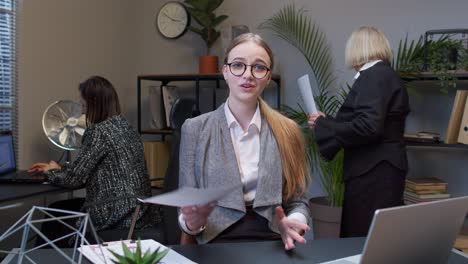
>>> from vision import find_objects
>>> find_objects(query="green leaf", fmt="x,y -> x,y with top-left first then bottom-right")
212,15 -> 228,28
184,0 -> 228,54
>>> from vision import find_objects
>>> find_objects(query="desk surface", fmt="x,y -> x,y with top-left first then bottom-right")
2,238 -> 468,264
0,183 -> 73,204
172,238 -> 365,263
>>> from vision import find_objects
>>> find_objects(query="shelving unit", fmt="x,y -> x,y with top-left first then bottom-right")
137,73 -> 281,136
404,71 -> 468,148
402,70 -> 468,204
406,141 -> 468,149
402,72 -> 468,82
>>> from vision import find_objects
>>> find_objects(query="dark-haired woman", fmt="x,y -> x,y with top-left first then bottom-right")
30,76 -> 161,246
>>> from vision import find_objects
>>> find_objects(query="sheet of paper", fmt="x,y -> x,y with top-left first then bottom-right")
139,184 -> 238,207
319,254 -> 361,264
297,74 -> 318,114
79,239 -> 196,264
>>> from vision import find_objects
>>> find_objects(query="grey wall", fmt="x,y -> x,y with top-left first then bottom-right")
17,0 -> 468,196
18,0 -> 136,167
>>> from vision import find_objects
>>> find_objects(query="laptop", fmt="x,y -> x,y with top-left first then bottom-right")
322,196 -> 468,264
0,133 -> 47,183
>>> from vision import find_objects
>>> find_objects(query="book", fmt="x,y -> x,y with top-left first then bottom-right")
406,184 -> 447,192
162,85 -> 179,128
447,90 -> 468,144
78,239 -> 196,264
404,191 -> 450,200
148,85 -> 165,129
403,195 -> 448,204
406,177 -> 447,186
458,97 -> 468,144
405,178 -> 448,191
404,131 -> 441,143
406,189 -> 447,195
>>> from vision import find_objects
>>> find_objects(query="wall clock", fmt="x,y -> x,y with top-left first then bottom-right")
156,2 -> 190,39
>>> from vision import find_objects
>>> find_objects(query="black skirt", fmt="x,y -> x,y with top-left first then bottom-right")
209,206 -> 281,243
340,160 -> 406,238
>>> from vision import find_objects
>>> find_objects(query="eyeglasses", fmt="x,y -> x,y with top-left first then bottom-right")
226,62 -> 271,79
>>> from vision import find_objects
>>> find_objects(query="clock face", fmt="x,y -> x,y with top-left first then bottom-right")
156,2 -> 190,39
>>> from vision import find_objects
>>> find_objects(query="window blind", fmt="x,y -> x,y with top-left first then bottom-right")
0,0 -> 17,133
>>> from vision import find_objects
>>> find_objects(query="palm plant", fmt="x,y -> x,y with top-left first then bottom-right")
260,4 -> 346,207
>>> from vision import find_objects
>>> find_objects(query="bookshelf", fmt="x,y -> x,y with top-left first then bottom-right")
406,141 -> 468,149
404,72 -> 468,204
137,74 -> 281,137
403,72 -> 468,148
402,71 -> 468,82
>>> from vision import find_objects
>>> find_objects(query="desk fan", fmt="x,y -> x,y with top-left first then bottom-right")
42,100 -> 86,163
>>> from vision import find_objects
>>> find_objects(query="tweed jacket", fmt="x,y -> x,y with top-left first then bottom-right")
179,104 -> 311,244
47,115 -> 161,231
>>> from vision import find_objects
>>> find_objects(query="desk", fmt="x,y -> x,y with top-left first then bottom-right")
0,183 -> 74,204
2,238 -> 467,264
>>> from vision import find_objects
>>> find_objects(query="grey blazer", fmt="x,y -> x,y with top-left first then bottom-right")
179,104 -> 311,244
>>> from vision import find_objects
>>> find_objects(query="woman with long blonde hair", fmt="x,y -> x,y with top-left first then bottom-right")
178,33 -> 311,250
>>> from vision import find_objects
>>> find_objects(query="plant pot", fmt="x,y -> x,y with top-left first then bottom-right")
309,197 -> 342,239
199,56 -> 219,74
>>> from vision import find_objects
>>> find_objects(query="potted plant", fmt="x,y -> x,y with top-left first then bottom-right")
261,5 -> 346,239
184,0 -> 228,74
109,239 -> 169,264
394,33 -> 468,94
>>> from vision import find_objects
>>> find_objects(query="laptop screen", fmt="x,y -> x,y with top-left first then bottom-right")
0,134 -> 16,174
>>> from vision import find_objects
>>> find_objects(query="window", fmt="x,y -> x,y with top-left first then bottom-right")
0,0 -> 16,132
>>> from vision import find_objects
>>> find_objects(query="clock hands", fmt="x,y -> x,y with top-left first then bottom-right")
163,11 -> 183,23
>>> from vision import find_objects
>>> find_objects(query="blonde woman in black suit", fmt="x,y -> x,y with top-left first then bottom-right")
308,26 -> 410,237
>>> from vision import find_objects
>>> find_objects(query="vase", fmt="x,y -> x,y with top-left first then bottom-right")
309,197 -> 342,239
199,56 -> 218,74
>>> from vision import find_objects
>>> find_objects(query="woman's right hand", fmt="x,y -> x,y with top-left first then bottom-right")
180,202 -> 217,231
28,160 -> 61,173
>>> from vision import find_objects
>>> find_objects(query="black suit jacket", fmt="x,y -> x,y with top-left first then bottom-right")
314,61 -> 410,181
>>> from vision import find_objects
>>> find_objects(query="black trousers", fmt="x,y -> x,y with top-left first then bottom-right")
340,161 -> 406,238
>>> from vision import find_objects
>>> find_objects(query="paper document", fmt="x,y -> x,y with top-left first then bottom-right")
297,74 -> 318,114
78,239 -> 196,264
139,184 -> 238,207
319,254 -> 361,264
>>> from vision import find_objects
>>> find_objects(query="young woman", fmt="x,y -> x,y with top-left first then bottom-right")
178,33 -> 311,250
30,76 -> 160,245
308,26 -> 410,237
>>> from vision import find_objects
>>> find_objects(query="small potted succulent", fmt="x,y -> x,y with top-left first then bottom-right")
109,240 -> 169,264
184,0 -> 228,74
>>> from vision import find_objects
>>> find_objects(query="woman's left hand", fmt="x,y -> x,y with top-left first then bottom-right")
307,112 -> 326,130
274,206 -> 310,251
28,160 -> 61,172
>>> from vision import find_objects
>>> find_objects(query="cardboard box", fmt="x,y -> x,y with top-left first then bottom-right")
143,141 -> 171,188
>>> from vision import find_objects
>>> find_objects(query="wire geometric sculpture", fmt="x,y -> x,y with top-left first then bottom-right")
0,206 -> 105,264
